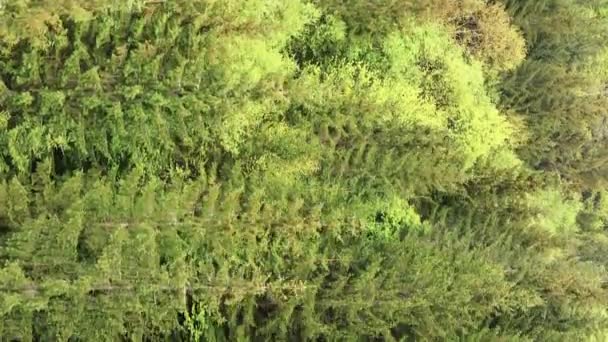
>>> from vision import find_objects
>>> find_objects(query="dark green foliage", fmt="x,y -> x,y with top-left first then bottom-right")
500,0 -> 608,189
0,168 -> 533,340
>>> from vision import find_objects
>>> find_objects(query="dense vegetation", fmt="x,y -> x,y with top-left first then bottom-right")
1,0 -> 608,340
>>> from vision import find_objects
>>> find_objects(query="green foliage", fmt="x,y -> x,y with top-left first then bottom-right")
413,0 -> 527,72
365,195 -> 430,239
1,0 -> 608,340
578,190 -> 608,231
288,21 -> 515,196
0,0 -> 317,177
525,189 -> 582,236
310,0 -> 528,73
500,0 -> 608,189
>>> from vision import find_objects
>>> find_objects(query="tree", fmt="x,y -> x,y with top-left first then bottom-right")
499,0 -> 608,190
0,0 -> 318,177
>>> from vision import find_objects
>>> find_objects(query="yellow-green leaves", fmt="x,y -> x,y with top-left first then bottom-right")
384,24 -> 515,168
288,23 -> 515,195
526,189 -> 582,236
0,0 -> 317,176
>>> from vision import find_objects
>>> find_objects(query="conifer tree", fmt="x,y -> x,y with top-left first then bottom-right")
499,0 -> 608,189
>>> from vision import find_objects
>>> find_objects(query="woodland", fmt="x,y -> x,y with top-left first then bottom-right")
1,0 -> 608,340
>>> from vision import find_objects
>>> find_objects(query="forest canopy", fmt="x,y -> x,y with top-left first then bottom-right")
1,0 -> 608,340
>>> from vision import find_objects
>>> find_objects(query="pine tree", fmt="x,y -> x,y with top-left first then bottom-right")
499,0 -> 608,189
